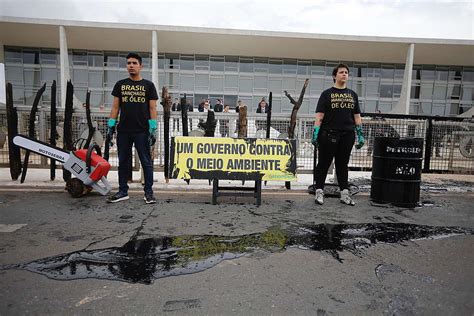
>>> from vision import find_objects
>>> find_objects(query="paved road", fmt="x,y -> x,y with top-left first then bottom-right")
0,189 -> 473,315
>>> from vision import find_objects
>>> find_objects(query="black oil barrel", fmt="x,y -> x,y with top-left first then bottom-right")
371,137 -> 423,207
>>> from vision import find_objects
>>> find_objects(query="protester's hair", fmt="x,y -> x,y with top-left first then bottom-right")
332,63 -> 350,82
126,52 -> 142,65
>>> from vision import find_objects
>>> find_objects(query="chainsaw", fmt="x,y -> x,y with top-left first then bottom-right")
13,135 -> 112,198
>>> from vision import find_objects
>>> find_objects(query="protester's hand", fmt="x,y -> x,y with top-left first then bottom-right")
148,119 -> 157,136
106,118 -> 116,146
355,125 -> 365,149
311,126 -> 320,148
149,134 -> 156,147
148,119 -> 157,147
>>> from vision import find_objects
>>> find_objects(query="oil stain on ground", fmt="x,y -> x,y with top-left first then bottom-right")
0,223 -> 471,284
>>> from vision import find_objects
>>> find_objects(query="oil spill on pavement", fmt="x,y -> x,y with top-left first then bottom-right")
0,223 -> 471,284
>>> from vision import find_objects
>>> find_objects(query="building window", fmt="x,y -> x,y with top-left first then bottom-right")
394,66 -> 405,79
165,53 -> 180,70
239,76 -> 253,93
254,75 -> 268,91
364,100 -> 378,113
420,102 -> 432,115
433,85 -> 447,100
24,68 -> 41,88
435,67 -> 449,81
282,76 -> 296,92
210,55 -> 224,72
210,75 -> 224,91
297,60 -> 311,76
366,81 -> 380,97
447,84 -> 461,99
254,57 -> 269,73
448,67 -> 462,81
104,52 -> 119,67
431,103 -> 445,116
89,71 -> 104,88
420,82 -> 433,99
310,78 -> 324,95
268,79 -> 282,94
196,74 -> 210,90
195,55 -> 210,71
224,56 -> 238,72
283,59 -> 297,75
463,68 -> 474,82
40,49 -> 58,65
73,68 -> 89,86
88,52 -> 103,68
461,85 -> 474,101
166,72 -> 179,90
421,67 -> 435,80
180,55 -> 194,71
5,48 -> 22,63
381,66 -> 394,79
239,57 -> 253,73
393,84 -> 402,98
380,84 -> 394,98
180,74 -> 194,91
224,74 -> 238,89
379,101 -> 393,113
41,67 -> 58,84
6,65 -> 23,84
23,49 -> 40,65
72,51 -> 88,66
446,102 -> 459,116
366,64 -> 381,78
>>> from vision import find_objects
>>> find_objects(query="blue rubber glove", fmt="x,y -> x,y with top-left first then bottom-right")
106,118 -> 117,144
107,118 -> 117,128
148,119 -> 157,135
311,126 -> 320,148
148,119 -> 157,146
355,125 -> 365,149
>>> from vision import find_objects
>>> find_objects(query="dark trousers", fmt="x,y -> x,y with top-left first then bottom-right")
315,129 -> 355,191
172,118 -> 180,131
117,132 -> 153,195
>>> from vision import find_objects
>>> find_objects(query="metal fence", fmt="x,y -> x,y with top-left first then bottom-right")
1,107 -> 473,174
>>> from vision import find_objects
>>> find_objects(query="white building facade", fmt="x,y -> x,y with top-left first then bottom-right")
1,17 -> 473,116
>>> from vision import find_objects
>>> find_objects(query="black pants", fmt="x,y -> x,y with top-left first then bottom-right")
117,132 -> 153,195
315,129 -> 355,191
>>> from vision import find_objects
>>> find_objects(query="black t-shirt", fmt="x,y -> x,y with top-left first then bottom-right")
112,78 -> 158,133
316,87 -> 361,131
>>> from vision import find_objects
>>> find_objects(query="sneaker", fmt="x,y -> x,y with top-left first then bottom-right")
315,189 -> 324,205
340,189 -> 355,206
144,193 -> 157,204
107,191 -> 129,203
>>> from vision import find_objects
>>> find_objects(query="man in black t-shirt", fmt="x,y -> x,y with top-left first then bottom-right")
311,63 -> 365,206
106,52 -> 159,204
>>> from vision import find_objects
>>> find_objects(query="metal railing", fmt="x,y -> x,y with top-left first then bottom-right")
1,107 -> 473,174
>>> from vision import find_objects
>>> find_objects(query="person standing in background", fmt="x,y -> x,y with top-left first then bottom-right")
171,97 -> 181,132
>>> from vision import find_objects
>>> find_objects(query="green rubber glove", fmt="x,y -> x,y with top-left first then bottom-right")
355,125 -> 365,149
106,118 -> 117,143
107,118 -> 117,127
148,119 -> 157,146
311,126 -> 320,148
148,119 -> 157,135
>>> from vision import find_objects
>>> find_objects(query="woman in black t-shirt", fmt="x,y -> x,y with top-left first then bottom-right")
311,63 -> 365,206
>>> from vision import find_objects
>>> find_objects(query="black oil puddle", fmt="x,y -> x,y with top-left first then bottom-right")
0,223 -> 471,284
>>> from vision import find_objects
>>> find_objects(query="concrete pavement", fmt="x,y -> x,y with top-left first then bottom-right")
0,168 -> 473,315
